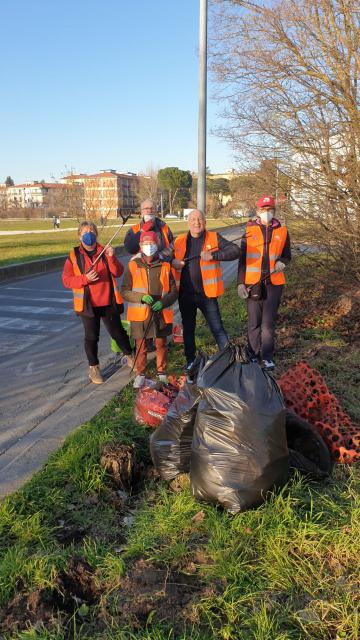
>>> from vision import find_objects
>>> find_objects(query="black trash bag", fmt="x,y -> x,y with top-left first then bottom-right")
286,411 -> 332,480
190,344 -> 289,514
150,382 -> 201,480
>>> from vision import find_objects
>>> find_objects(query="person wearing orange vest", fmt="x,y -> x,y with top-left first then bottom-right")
62,221 -> 133,384
237,195 -> 291,370
121,230 -> 177,389
172,209 -> 240,377
124,199 -> 174,260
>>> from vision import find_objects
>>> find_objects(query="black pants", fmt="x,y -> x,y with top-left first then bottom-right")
179,291 -> 229,365
81,306 -> 132,366
247,284 -> 283,361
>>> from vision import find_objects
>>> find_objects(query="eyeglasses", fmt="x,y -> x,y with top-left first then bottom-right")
142,207 -> 154,211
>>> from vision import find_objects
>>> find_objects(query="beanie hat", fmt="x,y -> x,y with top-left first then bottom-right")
256,195 -> 275,208
139,230 -> 158,244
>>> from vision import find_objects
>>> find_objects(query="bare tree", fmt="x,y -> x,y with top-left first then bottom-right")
212,0 -> 360,281
135,166 -> 161,209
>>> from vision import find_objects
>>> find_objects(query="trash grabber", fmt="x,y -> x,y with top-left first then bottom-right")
130,309 -> 155,375
87,210 -> 131,272
183,231 -> 249,264
246,269 -> 277,294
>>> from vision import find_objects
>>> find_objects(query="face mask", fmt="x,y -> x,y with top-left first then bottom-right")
82,231 -> 97,246
259,210 -> 274,224
143,214 -> 155,222
142,243 -> 157,257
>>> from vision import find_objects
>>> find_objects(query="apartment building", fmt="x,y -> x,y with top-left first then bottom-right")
6,182 -> 66,208
84,169 -> 138,219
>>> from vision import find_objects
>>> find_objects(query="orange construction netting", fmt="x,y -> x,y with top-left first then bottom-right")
277,361 -> 360,464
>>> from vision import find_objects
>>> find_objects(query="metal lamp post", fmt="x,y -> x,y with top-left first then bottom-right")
197,0 -> 208,214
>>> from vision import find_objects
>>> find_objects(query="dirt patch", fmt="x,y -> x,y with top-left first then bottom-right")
0,557 -> 100,635
109,558 -> 214,631
100,442 -> 144,491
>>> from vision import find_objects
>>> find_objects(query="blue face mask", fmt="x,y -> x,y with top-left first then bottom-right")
82,231 -> 97,246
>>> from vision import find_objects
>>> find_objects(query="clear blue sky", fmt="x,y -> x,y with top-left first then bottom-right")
1,0 -> 234,184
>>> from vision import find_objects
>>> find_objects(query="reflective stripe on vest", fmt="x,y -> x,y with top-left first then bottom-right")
173,231 -> 224,298
69,247 -> 123,313
126,261 -> 173,324
132,222 -> 170,248
245,225 -> 287,285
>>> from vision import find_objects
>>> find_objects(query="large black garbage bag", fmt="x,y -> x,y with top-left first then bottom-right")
190,345 -> 289,513
150,382 -> 201,480
286,411 -> 332,480
150,353 -> 207,480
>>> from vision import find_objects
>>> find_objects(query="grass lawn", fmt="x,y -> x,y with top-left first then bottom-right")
0,219 -> 239,267
0,256 -> 359,639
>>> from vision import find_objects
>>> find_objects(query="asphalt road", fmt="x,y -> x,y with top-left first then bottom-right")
0,225 -> 243,463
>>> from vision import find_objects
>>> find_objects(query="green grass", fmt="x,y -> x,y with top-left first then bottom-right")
0,257 -> 359,639
0,219 -> 239,267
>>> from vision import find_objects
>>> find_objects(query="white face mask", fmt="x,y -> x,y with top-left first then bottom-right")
142,243 -> 157,257
259,210 -> 274,224
143,214 -> 155,222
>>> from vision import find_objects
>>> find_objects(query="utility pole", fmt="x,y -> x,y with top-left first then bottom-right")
197,0 -> 207,214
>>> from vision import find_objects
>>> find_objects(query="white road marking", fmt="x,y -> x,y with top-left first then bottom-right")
4,286 -> 72,295
0,317 -> 71,332
0,294 -> 72,303
0,305 -> 73,315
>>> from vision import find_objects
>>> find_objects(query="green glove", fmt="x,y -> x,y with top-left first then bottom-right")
152,300 -> 163,312
141,294 -> 153,305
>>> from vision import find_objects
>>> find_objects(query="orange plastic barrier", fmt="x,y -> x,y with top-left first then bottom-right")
278,361 -> 360,464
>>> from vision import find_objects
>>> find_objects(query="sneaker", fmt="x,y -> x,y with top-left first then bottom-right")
89,365 -> 104,384
133,374 -> 145,389
157,373 -> 168,384
262,359 -> 276,371
120,354 -> 134,368
184,361 -> 195,384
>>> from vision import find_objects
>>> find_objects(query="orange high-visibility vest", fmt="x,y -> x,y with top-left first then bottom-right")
68,247 -> 123,313
173,231 -> 224,298
132,221 -> 170,248
245,225 -> 287,285
126,261 -> 173,324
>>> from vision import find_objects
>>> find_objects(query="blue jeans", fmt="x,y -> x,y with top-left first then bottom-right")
179,291 -> 229,364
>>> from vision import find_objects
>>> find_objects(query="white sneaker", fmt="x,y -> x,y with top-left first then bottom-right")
157,374 -> 168,384
262,359 -> 275,371
120,354 -> 134,368
133,374 -> 145,389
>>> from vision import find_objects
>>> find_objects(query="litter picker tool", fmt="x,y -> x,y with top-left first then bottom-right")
87,209 -> 131,272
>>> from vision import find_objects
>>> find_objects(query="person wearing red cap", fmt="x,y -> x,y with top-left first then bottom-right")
121,230 -> 177,388
237,195 -> 291,370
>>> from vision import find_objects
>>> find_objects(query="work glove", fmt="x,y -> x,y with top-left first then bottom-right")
237,284 -> 249,299
141,294 -> 154,305
142,220 -> 154,232
274,260 -> 286,272
152,300 -> 163,312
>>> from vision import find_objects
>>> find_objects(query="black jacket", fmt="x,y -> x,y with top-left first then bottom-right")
124,218 -> 174,258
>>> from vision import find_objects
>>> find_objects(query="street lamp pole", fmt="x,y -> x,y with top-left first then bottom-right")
197,0 -> 207,214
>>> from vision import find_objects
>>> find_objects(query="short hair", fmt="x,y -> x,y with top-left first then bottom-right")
78,220 -> 98,236
140,199 -> 155,211
188,209 -> 205,220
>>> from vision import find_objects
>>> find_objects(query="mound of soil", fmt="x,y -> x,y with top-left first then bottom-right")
111,558 -> 211,631
100,442 -> 142,491
0,557 -> 99,634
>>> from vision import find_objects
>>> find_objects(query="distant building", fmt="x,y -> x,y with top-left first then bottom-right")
84,169 -> 138,219
0,183 -> 6,209
6,182 -> 66,208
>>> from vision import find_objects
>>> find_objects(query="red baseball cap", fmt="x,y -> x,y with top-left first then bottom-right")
139,230 -> 158,244
256,195 -> 275,208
